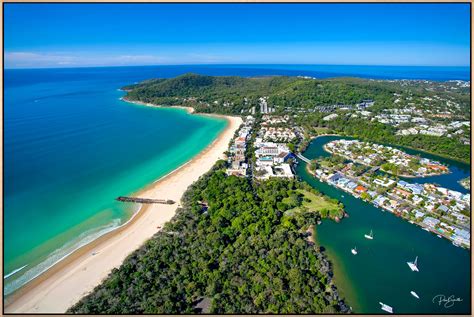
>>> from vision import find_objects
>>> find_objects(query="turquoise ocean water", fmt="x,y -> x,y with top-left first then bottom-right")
4,67 -> 229,295
4,65 -> 470,300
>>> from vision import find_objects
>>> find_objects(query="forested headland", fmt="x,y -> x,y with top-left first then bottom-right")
123,73 -> 470,163
69,161 -> 349,314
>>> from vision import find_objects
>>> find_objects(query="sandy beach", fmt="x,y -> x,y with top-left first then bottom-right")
5,109 -> 242,313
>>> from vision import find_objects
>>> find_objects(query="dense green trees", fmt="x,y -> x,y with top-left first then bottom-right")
68,163 -> 350,314
122,73 -> 400,114
320,117 -> 470,163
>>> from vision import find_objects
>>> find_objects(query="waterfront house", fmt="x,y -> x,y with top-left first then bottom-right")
367,190 -> 377,198
400,182 -> 424,195
437,205 -> 450,214
373,195 -> 388,207
447,190 -> 463,200
423,217 -> 440,228
454,228 -> 470,240
440,222 -> 455,231
388,199 -> 399,210
394,187 -> 411,198
354,185 -> 367,193
414,210 -> 425,219
346,181 -> 358,190
412,195 -> 423,205
328,173 -> 343,183
374,178 -> 396,187
451,211 -> 468,222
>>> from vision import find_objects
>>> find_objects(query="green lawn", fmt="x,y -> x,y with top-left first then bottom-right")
313,127 -> 330,135
284,189 -> 342,218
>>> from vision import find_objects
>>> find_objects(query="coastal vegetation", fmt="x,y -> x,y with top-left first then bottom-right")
459,177 -> 470,190
122,74 -> 395,113
123,74 -> 470,163
68,162 -> 349,314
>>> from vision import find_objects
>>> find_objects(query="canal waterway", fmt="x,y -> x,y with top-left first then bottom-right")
296,135 -> 470,314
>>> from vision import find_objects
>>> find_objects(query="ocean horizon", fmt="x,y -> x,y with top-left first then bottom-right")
5,64 -> 471,81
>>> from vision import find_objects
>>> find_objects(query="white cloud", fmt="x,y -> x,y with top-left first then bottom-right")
5,52 -> 77,67
4,50 -> 238,68
5,51 -> 177,68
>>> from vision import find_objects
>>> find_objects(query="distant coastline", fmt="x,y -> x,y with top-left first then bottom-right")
119,96 -> 196,114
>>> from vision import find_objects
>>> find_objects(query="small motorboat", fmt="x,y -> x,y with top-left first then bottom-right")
351,247 -> 358,255
410,291 -> 420,299
379,302 -> 393,313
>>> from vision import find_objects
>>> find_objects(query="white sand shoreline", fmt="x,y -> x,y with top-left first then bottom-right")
5,102 -> 242,313
119,97 -> 196,114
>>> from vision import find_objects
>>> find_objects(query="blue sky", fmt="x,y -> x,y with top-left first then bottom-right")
4,4 -> 471,68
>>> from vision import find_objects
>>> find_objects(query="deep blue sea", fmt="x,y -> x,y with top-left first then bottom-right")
3,64 -> 470,298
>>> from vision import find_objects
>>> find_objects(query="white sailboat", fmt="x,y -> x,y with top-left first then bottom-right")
379,302 -> 393,313
351,247 -> 358,255
364,229 -> 374,240
407,256 -> 419,272
410,291 -> 420,299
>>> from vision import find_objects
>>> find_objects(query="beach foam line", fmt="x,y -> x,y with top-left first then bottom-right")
4,265 -> 28,280
3,218 -> 123,297
4,202 -> 144,297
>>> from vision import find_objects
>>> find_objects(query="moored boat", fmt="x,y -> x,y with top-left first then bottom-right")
407,256 -> 419,272
379,302 -> 393,313
410,291 -> 420,299
364,229 -> 374,240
